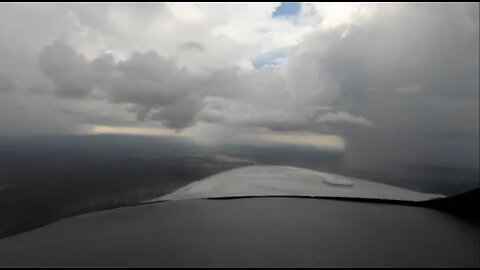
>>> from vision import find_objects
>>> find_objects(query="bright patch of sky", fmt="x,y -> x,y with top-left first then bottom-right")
250,3 -> 302,70
273,2 -> 301,18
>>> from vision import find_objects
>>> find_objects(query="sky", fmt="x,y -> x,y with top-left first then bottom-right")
273,2 -> 301,17
0,2 -> 478,170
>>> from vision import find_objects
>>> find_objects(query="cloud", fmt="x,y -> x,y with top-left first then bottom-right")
39,41 -> 95,98
150,96 -> 205,130
36,43 -> 259,130
178,41 -> 206,51
315,111 -> 373,127
0,73 -> 16,93
290,3 -> 479,168
0,2 -> 477,170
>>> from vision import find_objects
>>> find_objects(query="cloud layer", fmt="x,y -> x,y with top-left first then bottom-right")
0,3 -> 478,169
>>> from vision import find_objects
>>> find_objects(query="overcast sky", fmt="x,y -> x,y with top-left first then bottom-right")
0,2 -> 478,169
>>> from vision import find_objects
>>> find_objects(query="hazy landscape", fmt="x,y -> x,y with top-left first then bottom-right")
0,134 -> 478,239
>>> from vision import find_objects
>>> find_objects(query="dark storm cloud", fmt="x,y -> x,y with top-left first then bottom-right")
127,105 -> 151,122
39,41 -> 95,98
286,3 -> 479,168
104,51 -> 211,129
107,51 -> 200,107
150,97 -> 206,130
36,44 -> 240,130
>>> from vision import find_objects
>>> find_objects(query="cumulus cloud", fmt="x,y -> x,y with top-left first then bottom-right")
39,41 -> 95,98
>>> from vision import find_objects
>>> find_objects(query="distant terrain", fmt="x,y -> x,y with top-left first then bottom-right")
0,135 -> 478,239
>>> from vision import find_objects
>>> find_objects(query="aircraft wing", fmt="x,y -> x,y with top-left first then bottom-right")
149,165 -> 444,202
0,166 -> 477,267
